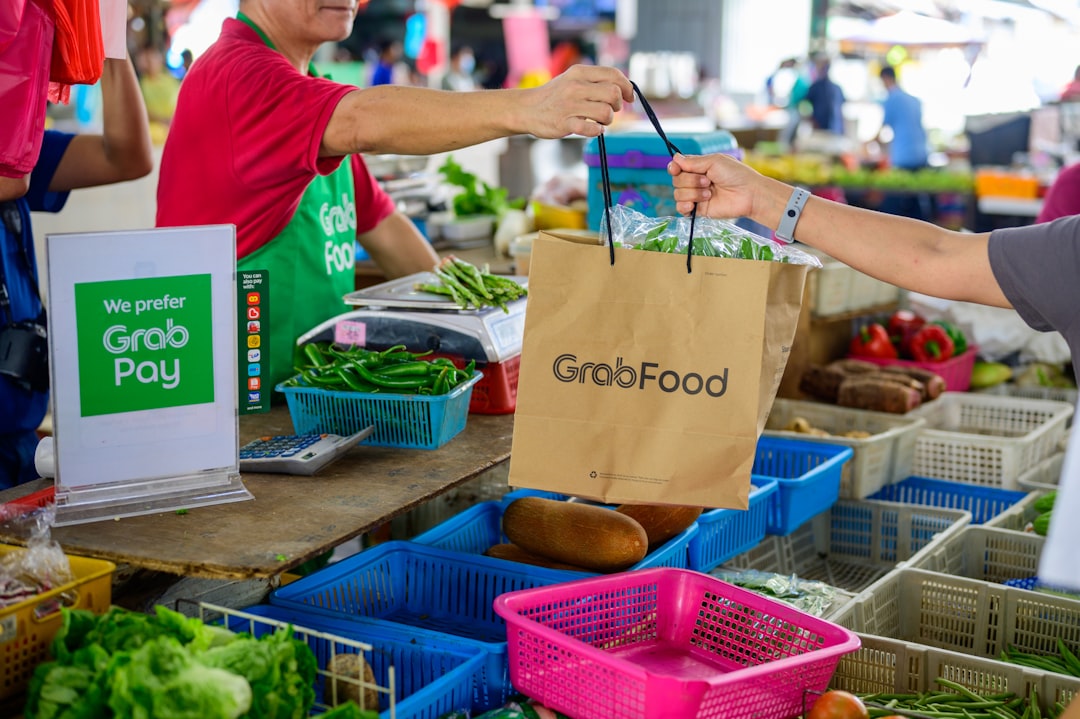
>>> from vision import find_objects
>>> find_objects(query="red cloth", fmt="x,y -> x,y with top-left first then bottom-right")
156,19 -> 394,259
1036,162 -> 1080,224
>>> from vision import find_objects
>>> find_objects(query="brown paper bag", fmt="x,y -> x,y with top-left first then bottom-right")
508,230 -> 809,509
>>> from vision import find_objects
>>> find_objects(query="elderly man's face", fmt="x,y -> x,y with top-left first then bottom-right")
271,0 -> 358,44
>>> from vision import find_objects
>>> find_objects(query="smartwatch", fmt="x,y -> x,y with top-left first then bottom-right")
775,187 -> 810,243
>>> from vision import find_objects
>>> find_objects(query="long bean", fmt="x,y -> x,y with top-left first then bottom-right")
855,678 -> 1062,719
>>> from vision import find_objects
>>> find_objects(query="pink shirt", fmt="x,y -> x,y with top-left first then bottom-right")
156,19 -> 394,258
1037,162 -> 1080,224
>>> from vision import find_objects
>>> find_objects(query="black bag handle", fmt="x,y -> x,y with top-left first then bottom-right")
599,80 -> 699,272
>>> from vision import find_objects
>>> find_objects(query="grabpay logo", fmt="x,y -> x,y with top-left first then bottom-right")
552,354 -> 729,397
75,274 -> 214,416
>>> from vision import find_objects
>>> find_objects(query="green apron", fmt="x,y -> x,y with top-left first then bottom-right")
237,13 -> 357,393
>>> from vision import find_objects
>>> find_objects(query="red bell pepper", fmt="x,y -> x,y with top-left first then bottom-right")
909,324 -> 955,362
849,323 -> 898,359
886,309 -> 925,356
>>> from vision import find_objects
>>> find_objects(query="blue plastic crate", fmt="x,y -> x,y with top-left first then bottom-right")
226,603 -> 487,719
688,479 -> 779,573
269,540 -> 578,709
868,475 -> 1028,525
583,130 -> 741,231
276,372 -> 482,449
413,493 -> 699,572
754,437 -> 854,536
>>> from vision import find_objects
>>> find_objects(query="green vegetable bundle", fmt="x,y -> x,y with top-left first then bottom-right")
858,676 -> 1063,718
417,256 -> 527,313
1000,639 -> 1080,677
438,156 -> 525,219
285,342 -> 476,396
23,605 -> 370,719
602,205 -> 822,266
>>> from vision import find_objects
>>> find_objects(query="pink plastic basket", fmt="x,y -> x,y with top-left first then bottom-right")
493,567 -> 861,719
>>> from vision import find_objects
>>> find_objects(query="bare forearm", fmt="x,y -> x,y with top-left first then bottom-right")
359,212 -> 439,278
50,57 -> 153,191
744,175 -> 1008,307
326,86 -> 529,156
322,64 -> 632,157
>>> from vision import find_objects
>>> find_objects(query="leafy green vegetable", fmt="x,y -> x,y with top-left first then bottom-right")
438,156 -> 525,218
107,636 -> 252,719
24,606 -> 319,719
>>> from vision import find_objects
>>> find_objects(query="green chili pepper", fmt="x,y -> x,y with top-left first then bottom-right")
379,361 -> 437,377
302,342 -> 330,368
338,368 -> 380,393
353,362 -> 434,390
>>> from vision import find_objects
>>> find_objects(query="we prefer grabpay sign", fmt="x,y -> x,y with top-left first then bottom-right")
75,274 -> 214,416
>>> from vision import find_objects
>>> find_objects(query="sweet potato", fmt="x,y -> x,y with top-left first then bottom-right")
827,358 -> 881,376
502,496 -> 648,572
837,377 -> 921,414
614,504 -> 702,547
875,365 -> 947,400
484,542 -> 592,572
799,364 -> 849,402
860,371 -> 925,398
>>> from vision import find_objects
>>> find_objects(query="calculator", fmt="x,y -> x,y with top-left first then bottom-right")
238,426 -> 375,476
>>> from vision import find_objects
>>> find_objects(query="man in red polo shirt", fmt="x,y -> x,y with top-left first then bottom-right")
157,0 -> 633,392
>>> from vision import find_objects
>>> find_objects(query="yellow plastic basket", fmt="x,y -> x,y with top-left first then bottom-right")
0,544 -> 115,701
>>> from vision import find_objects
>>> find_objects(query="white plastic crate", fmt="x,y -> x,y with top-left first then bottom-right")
764,399 -> 926,499
985,488 -> 1054,533
978,382 -> 1079,409
722,498 -> 970,598
906,393 -> 1073,488
832,568 -> 1080,667
830,632 -> 1080,714
905,524 -> 1044,583
807,260 -> 854,317
848,270 -> 900,312
1017,451 -> 1064,492
803,248 -> 899,317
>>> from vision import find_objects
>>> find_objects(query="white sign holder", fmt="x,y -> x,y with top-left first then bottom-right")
45,225 -> 252,526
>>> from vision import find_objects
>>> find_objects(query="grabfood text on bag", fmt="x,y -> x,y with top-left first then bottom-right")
552,354 -> 728,397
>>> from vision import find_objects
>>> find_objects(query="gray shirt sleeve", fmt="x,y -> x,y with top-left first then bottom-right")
988,216 -> 1080,349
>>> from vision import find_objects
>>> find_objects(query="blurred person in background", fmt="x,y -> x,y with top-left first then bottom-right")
875,65 -> 932,221
441,45 -> 477,92
137,45 -> 182,142
765,57 -> 810,146
1036,161 -> 1080,223
1060,63 -> 1080,103
155,0 -> 634,392
369,38 -> 402,86
804,56 -> 845,135
0,55 -> 152,488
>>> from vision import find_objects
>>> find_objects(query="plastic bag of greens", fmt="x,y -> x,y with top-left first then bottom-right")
709,568 -> 845,617
602,204 -> 821,267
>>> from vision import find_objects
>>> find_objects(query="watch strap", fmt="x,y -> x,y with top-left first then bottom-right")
775,187 -> 810,243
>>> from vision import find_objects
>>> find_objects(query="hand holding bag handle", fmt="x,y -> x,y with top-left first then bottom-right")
598,80 -> 699,272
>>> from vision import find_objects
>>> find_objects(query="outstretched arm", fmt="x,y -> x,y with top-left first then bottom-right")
321,64 -> 635,157
669,152 -> 1009,309
49,56 -> 153,191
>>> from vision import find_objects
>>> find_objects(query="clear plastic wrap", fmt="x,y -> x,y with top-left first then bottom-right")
0,504 -> 73,609
709,567 -> 843,618
601,204 -> 822,267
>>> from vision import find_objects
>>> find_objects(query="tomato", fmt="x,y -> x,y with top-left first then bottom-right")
806,690 -> 869,719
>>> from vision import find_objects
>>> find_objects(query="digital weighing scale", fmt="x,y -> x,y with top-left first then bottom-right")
296,271 -> 528,414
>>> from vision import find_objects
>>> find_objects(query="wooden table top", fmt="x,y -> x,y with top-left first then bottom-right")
0,407 -> 514,580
